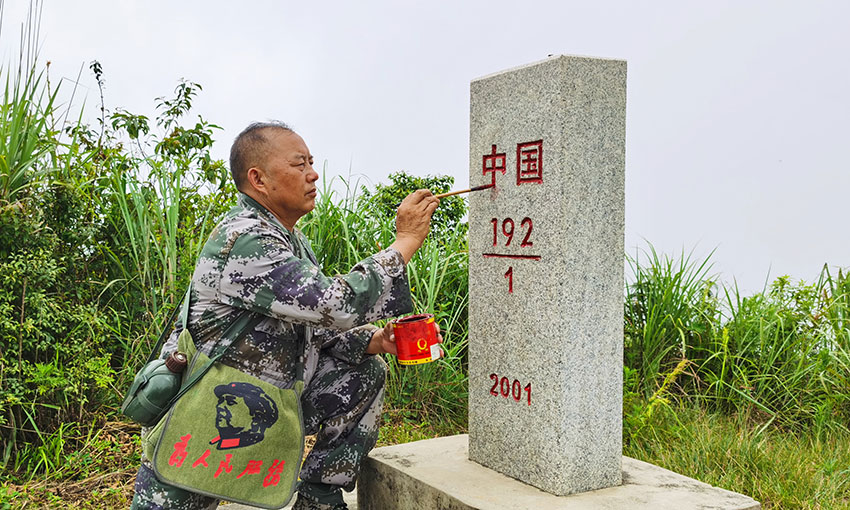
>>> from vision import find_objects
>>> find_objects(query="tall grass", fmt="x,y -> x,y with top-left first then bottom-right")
0,0 -> 57,205
625,245 -> 718,397
626,246 -> 850,431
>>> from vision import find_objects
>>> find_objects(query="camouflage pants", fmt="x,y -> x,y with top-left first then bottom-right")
130,354 -> 387,509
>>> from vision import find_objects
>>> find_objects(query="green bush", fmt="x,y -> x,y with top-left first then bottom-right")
358,171 -> 467,239
0,43 -> 232,479
0,187 -> 113,476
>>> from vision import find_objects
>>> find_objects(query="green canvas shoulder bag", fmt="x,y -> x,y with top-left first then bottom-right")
141,290 -> 306,509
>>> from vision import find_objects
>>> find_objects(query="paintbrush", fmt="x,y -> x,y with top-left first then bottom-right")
393,183 -> 494,209
434,183 -> 494,199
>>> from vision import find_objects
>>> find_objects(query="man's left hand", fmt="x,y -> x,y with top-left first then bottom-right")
366,320 -> 443,356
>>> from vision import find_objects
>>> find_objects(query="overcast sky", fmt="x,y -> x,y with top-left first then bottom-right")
2,0 -> 848,293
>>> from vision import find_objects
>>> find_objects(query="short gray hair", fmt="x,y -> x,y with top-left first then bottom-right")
229,121 -> 293,190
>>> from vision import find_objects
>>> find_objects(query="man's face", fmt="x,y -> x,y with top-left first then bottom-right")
215,393 -> 253,434
259,131 -> 319,228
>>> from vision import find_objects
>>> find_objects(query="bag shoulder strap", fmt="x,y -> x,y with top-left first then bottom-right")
167,285 -> 308,405
167,312 -> 265,405
171,282 -> 263,362
141,287 -> 192,366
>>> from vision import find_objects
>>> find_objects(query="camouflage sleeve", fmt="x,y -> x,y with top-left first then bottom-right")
314,324 -> 379,365
217,230 -> 413,330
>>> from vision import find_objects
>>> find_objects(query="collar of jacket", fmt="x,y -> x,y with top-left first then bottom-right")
237,192 -> 292,232
236,192 -> 310,259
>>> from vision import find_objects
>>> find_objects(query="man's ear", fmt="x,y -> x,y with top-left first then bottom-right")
245,167 -> 266,195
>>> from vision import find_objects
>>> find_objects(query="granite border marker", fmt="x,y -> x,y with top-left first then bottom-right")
467,55 -> 626,495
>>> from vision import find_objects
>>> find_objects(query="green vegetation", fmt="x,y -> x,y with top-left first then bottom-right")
625,246 -> 850,431
1,5 -> 849,509
626,407 -> 850,510
623,248 -> 850,508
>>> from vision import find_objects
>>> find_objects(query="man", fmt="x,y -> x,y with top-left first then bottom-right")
131,121 -> 439,509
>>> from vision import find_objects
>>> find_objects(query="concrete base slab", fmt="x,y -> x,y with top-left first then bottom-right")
357,435 -> 760,510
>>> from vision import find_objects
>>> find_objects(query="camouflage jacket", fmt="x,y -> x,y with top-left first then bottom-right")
162,193 -> 413,388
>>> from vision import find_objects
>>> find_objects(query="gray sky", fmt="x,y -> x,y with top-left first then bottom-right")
3,0 -> 848,293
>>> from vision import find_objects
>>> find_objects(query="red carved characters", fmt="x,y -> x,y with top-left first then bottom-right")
483,217 -> 539,293
482,144 -> 506,187
516,140 -> 543,185
479,141 -> 543,294
488,217 -> 535,249
480,140 -> 543,189
489,373 -> 532,405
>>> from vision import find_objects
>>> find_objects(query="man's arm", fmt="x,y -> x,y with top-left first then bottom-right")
315,320 -> 443,365
215,189 -> 438,330
198,190 -> 435,338
218,229 -> 413,330
314,324 -> 379,366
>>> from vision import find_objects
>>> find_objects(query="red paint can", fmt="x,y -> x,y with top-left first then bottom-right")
392,313 -> 441,366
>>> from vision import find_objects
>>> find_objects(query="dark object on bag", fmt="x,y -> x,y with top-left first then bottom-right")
121,290 -> 190,427
121,351 -> 188,427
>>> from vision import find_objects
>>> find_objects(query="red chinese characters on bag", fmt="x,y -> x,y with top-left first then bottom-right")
167,433 -> 284,486
237,460 -> 264,479
169,434 -> 192,467
263,459 -> 286,488
191,449 -> 211,468
214,454 -> 234,478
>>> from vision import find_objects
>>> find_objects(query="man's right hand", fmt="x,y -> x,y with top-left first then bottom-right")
390,189 -> 439,263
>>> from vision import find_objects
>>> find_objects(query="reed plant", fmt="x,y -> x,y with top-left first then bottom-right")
699,271 -> 850,430
386,226 -> 469,432
624,245 -> 719,397
0,0 -> 57,205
